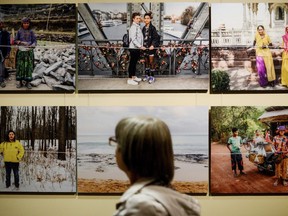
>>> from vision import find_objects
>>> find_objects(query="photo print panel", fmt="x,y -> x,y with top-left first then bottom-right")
0,4 -> 76,93
77,106 -> 208,194
77,2 -> 209,93
210,106 -> 288,195
211,3 -> 288,94
0,106 -> 77,194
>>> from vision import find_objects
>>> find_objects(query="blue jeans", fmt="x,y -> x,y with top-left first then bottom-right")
5,162 -> 20,188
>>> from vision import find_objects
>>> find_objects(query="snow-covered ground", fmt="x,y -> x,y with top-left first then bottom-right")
0,140 -> 76,193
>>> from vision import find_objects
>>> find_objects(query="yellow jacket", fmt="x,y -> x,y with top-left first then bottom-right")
0,140 -> 25,162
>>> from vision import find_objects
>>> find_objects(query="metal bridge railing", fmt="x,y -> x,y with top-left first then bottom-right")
78,38 -> 209,77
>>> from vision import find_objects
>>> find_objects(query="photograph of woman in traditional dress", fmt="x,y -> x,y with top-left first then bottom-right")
253,25 -> 276,87
211,3 -> 288,93
0,4 -> 76,92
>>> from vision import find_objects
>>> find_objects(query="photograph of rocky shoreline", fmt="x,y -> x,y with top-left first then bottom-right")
0,4 -> 76,92
77,106 -> 209,194
77,153 -> 208,194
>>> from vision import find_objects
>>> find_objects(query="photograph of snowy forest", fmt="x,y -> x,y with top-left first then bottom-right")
0,106 -> 76,193
77,106 -> 208,194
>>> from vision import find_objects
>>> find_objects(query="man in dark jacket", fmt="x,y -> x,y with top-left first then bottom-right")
142,13 -> 160,84
0,19 -> 11,88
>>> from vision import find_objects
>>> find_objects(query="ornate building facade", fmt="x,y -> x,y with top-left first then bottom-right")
212,3 -> 288,46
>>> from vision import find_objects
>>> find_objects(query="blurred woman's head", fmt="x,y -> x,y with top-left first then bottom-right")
114,116 -> 174,185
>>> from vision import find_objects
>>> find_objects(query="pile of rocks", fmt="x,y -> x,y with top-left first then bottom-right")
31,45 -> 76,91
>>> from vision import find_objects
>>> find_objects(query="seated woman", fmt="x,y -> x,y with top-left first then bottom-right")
110,116 -> 200,216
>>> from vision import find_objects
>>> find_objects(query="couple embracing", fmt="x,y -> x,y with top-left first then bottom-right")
127,12 -> 160,85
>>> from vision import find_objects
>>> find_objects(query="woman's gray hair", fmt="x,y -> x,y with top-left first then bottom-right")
115,116 -> 174,185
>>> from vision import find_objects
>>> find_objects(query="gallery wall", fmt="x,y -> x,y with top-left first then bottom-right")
0,0 -> 288,216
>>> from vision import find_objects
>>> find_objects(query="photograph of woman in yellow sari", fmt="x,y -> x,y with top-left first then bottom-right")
253,25 -> 276,87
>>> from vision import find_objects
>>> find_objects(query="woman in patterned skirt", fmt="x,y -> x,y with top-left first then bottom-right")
14,17 -> 37,89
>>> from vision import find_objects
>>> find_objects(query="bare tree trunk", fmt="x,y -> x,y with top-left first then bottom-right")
15,107 -> 22,139
48,107 -> 52,148
31,106 -> 36,150
67,107 -> 71,150
0,106 -> 7,142
54,107 -> 58,147
58,106 -> 66,161
51,107 -> 57,147
42,106 -> 47,157
26,106 -> 30,148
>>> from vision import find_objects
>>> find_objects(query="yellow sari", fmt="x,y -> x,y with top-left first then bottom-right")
255,32 -> 276,82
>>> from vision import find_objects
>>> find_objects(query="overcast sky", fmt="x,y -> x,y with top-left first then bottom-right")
211,3 -> 270,30
77,106 -> 208,136
211,3 -> 244,29
87,2 -> 200,17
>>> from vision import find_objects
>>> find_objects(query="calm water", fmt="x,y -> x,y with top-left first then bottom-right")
78,134 -> 208,155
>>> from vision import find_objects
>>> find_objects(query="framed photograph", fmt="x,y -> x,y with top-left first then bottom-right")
0,4 -> 76,93
210,106 -> 288,195
211,3 -> 288,93
77,2 -> 209,93
77,106 -> 208,194
0,106 -> 77,194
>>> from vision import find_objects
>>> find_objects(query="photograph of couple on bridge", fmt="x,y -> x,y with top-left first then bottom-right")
77,2 -> 210,92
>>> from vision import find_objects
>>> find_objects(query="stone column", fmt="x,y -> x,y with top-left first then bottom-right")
270,9 -> 273,28
242,3 -> 248,30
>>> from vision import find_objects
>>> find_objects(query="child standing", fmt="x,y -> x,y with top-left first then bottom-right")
227,127 -> 246,177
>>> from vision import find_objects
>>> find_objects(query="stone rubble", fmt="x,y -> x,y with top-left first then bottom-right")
31,45 -> 76,91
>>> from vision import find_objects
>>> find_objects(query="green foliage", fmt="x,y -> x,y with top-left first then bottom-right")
210,106 -> 266,143
211,69 -> 230,92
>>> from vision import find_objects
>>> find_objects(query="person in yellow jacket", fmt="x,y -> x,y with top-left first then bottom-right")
0,130 -> 24,188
